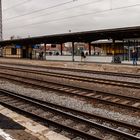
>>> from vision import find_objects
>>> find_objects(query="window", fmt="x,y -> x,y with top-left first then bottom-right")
51,44 -> 56,48
11,48 -> 17,55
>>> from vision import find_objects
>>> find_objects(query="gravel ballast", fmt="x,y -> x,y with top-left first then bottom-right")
0,79 -> 139,127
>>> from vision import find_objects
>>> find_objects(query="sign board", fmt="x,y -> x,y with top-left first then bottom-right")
32,45 -> 39,49
15,45 -> 21,48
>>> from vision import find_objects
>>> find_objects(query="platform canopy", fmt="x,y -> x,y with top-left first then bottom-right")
1,26 -> 140,46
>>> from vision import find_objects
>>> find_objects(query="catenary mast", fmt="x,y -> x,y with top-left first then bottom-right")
0,0 -> 2,40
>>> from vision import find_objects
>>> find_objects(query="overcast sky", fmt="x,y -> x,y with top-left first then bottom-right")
2,0 -> 140,39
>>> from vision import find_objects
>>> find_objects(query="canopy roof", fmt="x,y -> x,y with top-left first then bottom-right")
1,26 -> 140,46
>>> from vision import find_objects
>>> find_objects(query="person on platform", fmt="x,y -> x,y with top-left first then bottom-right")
81,51 -> 86,62
132,49 -> 138,66
39,52 -> 43,60
29,52 -> 32,59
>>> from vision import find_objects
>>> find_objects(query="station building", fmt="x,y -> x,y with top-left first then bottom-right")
1,39 -> 140,61
0,26 -> 140,61
2,45 -> 33,58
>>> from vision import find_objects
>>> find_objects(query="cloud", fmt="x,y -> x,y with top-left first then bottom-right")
2,0 -> 140,39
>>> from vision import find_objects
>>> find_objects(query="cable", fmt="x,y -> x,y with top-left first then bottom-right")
4,3 -> 140,31
3,0 -> 32,12
3,0 -> 102,23
3,0 -> 78,21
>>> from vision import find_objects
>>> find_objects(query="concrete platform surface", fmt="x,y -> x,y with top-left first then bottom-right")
0,105 -> 70,140
0,111 -> 39,140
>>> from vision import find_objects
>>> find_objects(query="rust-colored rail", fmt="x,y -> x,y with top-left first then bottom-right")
0,89 -> 139,140
0,65 -> 139,89
0,71 -> 140,112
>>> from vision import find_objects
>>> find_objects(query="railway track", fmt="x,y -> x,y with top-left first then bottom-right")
0,65 -> 139,89
0,71 -> 140,112
0,89 -> 139,140
0,62 -> 140,78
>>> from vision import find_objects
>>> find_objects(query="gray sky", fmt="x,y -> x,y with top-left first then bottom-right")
2,0 -> 140,39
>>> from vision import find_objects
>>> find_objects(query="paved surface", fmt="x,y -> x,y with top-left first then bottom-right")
0,58 -> 140,74
0,105 -> 70,140
0,112 -> 39,140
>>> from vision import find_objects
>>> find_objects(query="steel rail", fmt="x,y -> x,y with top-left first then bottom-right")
1,88 -> 140,132
0,65 -> 139,89
0,62 -> 140,78
0,72 -> 140,112
0,89 -> 139,140
0,90 -> 102,140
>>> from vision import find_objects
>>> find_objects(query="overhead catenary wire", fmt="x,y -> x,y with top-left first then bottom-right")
3,0 -> 32,11
3,0 -> 102,23
3,0 -> 78,21
4,3 -> 140,31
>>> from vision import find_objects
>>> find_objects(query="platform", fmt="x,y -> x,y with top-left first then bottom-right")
0,105 -> 70,140
0,113 -> 39,140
